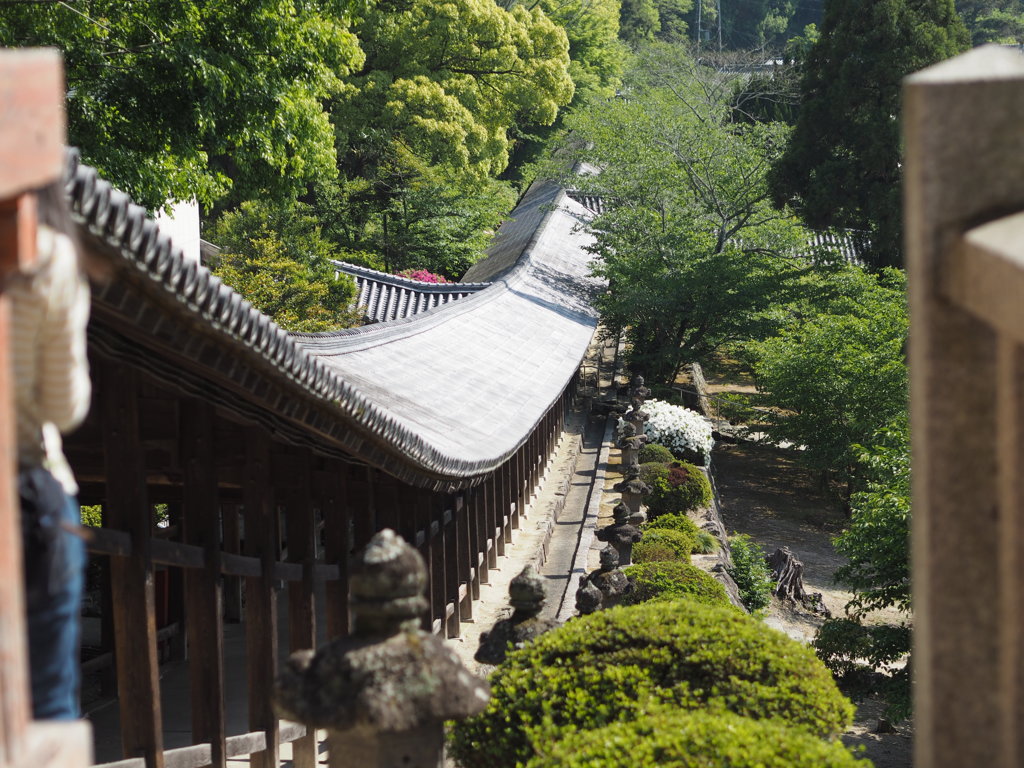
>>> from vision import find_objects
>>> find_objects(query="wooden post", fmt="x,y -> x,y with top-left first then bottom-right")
285,449 -> 317,768
904,46 -> 1024,768
443,495 -> 460,638
322,459 -> 350,640
222,504 -> 242,623
455,493 -> 473,621
180,399 -> 226,768
467,486 -> 485,595
243,429 -> 279,768
103,363 -> 165,767
0,49 -> 68,766
429,494 -> 446,633
349,466 -> 374,550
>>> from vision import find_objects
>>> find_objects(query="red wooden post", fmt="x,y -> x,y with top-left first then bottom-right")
0,49 -> 67,766
102,363 -> 165,767
180,399 -> 226,768
243,429 -> 279,768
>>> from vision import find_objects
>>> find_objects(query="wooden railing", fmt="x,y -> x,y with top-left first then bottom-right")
905,45 -> 1024,768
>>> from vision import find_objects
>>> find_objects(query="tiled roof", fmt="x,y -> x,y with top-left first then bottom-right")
334,262 -> 489,324
66,151 -> 599,488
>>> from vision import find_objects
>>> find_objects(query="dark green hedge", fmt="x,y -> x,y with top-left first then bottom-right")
448,601 -> 855,768
524,709 -> 869,768
639,461 -> 712,518
638,443 -> 674,464
622,561 -> 732,608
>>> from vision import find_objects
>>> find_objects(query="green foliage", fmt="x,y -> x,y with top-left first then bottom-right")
694,528 -> 719,554
208,201 -> 360,332
525,709 -> 870,768
769,0 -> 969,268
643,511 -> 701,537
638,442 -> 675,463
633,528 -> 695,562
622,561 -> 731,606
814,618 -> 911,721
80,505 -> 102,528
644,461 -> 713,518
0,1 -> 364,210
727,533 -> 773,611
749,266 -> 908,490
448,601 -> 855,768
560,44 -> 813,384
955,0 -> 1024,42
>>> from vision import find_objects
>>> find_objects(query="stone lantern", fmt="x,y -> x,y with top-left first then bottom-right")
618,422 -> 648,468
595,503 -> 642,566
274,529 -> 489,768
475,565 -> 559,665
575,545 -> 632,612
613,465 -> 651,522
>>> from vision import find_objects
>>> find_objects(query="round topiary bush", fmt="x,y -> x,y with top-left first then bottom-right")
643,512 -> 701,538
644,462 -> 713,518
448,601 -> 855,768
632,528 -> 694,562
524,709 -> 870,768
621,561 -> 732,608
638,442 -> 674,464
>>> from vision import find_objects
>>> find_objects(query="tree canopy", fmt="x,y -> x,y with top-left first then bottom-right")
0,1 -> 364,210
768,0 -> 968,268
560,45 -> 812,385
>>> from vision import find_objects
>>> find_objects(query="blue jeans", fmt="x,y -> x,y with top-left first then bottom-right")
26,493 -> 84,720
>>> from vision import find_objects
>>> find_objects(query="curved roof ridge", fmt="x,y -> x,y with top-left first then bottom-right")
65,150 -> 600,485
333,260 -> 492,290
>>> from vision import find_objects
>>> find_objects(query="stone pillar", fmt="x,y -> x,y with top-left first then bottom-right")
613,467 -> 651,523
595,504 -> 642,566
575,545 -> 632,614
904,46 -> 1024,768
274,529 -> 490,768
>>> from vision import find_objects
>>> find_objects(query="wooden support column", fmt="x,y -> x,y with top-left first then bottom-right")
443,495 -> 460,638
499,462 -> 512,546
429,493 -> 446,633
514,445 -> 525,525
467,485 -> 486,593
180,399 -> 226,768
102,363 -> 165,767
322,459 -> 350,640
488,475 -> 504,560
407,486 -> 434,631
243,429 -> 278,768
222,504 -> 242,623
455,493 -> 473,620
285,449 -> 317,768
348,464 -> 374,551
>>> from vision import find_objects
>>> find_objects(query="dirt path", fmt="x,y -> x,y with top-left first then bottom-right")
712,440 -> 911,768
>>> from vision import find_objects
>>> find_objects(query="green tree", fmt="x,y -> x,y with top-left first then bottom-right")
208,201 -> 361,333
769,0 -> 968,268
814,419 -> 912,719
749,266 -> 908,494
0,1 -> 364,210
562,44 -> 811,385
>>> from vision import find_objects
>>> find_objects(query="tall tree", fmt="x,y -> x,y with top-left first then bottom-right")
769,0 -> 968,268
0,1 -> 364,210
562,44 -> 812,386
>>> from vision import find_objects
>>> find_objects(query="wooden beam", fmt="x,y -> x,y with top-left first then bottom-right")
243,429 -> 278,768
180,399 -> 226,768
102,363 -> 165,767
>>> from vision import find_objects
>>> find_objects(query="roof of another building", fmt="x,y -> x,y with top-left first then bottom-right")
333,262 -> 489,324
67,151 -> 599,488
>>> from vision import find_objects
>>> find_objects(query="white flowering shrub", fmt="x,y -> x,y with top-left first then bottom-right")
625,399 -> 714,463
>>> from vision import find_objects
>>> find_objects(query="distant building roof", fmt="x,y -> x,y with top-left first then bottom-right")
333,262 -> 490,324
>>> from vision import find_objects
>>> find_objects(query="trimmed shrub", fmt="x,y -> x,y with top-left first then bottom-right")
621,561 -> 732,608
728,533 -> 774,611
633,399 -> 714,462
643,512 -> 701,537
633,529 -> 694,562
693,528 -> 719,554
448,601 -> 856,768
525,709 -> 869,768
638,442 -> 674,464
644,462 -> 713,518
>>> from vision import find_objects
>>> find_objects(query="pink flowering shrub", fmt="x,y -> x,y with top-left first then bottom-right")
397,268 -> 449,283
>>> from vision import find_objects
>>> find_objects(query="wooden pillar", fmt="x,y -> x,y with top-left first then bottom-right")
467,485 -> 485,594
285,449 -> 317,768
180,399 -> 226,768
103,363 -> 165,767
455,493 -> 473,621
514,446 -> 526,525
222,504 -> 242,623
243,429 -> 278,768
499,463 -> 512,545
348,464 -> 373,551
429,494 -> 446,633
904,47 -> 1024,768
322,460 -> 350,640
487,476 -> 503,560
443,495 -> 460,638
